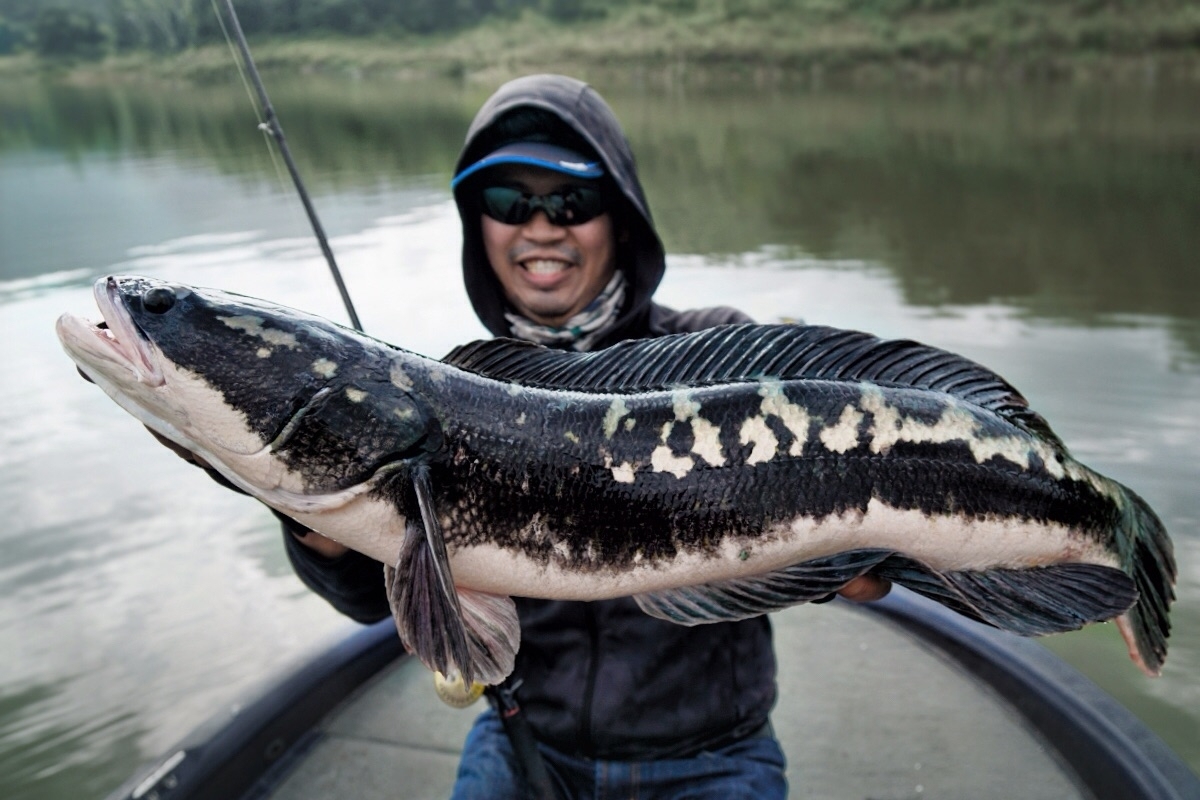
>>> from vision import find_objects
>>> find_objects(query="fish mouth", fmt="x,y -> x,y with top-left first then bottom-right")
56,276 -> 164,387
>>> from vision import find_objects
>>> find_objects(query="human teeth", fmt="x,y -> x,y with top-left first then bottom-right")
524,260 -> 568,275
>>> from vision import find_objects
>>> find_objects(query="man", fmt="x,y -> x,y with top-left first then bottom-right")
281,74 -> 888,798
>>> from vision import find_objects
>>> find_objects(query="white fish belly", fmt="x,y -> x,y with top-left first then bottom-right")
445,497 -> 1119,601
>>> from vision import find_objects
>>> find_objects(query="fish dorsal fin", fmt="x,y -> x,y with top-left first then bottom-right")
444,324 -> 1060,443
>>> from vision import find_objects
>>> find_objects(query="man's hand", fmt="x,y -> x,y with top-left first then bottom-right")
146,426 -> 212,469
291,529 -> 349,559
837,575 -> 891,603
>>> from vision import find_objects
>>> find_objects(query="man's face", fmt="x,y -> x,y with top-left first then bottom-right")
479,164 -> 616,327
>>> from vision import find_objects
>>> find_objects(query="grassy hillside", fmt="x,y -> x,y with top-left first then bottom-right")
3,0 -> 1199,85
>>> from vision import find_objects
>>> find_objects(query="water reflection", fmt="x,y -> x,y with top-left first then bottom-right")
0,79 -> 470,176
4,80 -> 1198,339
624,87 -> 1200,329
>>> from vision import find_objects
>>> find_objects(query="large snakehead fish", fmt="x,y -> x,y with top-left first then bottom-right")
56,276 -> 1176,685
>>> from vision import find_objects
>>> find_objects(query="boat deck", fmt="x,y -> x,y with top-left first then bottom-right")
263,599 -> 1087,800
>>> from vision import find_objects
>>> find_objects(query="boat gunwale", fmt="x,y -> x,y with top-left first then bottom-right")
104,590 -> 1200,800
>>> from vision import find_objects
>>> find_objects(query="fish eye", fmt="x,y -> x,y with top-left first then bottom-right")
142,286 -> 177,314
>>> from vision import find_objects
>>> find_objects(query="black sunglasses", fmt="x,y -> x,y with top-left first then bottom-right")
480,185 -> 607,226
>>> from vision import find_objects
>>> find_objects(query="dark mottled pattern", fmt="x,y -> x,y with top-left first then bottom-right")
114,277 -> 438,493
403,375 -> 1123,573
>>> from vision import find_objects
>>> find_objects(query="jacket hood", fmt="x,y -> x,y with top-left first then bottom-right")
452,74 -> 666,345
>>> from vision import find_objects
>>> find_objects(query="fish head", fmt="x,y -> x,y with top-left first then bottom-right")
56,275 -> 438,512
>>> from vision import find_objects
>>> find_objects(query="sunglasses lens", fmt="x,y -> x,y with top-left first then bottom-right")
556,188 -> 605,224
481,186 -> 530,224
481,186 -> 605,226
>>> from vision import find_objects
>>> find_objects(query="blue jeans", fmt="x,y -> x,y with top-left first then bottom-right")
449,708 -> 788,800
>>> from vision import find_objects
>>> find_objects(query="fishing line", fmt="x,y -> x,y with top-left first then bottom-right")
209,0 -> 290,193
210,0 -> 308,277
210,0 -> 364,332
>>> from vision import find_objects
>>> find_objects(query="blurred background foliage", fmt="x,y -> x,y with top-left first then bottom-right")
5,0 -> 607,56
0,0 -> 1196,80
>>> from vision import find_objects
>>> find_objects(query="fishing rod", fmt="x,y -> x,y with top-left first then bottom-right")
213,7 -> 558,797
216,0 -> 363,332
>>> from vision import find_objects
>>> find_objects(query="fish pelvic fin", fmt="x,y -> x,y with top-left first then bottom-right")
1112,487 -> 1176,676
384,466 -> 519,685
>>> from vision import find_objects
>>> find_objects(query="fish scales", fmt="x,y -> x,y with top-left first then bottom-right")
405,376 -> 1122,585
55,276 -> 1176,685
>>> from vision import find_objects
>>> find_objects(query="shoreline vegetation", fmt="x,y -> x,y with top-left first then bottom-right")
1,1 -> 1199,87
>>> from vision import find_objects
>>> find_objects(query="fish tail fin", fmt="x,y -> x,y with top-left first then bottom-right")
1114,487 -> 1176,676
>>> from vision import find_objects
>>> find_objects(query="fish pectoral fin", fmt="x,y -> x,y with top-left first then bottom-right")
876,557 -> 1139,637
383,467 -> 519,685
633,548 -> 896,625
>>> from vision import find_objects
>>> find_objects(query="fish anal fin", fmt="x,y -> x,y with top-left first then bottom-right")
634,548 -> 1138,655
634,548 -> 895,625
874,556 -> 1138,637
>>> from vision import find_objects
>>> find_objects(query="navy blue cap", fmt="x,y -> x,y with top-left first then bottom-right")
451,142 -> 604,190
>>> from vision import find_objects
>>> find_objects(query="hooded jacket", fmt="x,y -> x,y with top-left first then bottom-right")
447,74 -> 778,759
284,74 -> 777,761
451,74 -> 755,350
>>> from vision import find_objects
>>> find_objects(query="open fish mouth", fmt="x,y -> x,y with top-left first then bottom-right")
55,276 -> 164,387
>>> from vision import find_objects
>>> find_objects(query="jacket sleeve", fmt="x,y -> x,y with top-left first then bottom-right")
276,512 -> 392,624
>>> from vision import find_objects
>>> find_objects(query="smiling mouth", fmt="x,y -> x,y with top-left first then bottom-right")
522,259 -> 572,275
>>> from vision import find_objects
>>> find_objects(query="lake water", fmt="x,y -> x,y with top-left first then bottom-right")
1,75 -> 1198,798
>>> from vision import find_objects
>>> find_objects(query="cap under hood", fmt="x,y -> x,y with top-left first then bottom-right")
452,74 -> 666,346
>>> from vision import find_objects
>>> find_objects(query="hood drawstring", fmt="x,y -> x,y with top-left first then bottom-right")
504,271 -> 627,353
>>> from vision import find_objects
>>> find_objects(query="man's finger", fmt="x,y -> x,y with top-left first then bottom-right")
145,426 -> 212,469
837,575 -> 892,603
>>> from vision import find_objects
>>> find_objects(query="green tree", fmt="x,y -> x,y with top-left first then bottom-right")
0,0 -> 41,25
33,7 -> 107,58
542,0 -> 607,22
0,15 -> 28,54
107,0 -> 198,52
